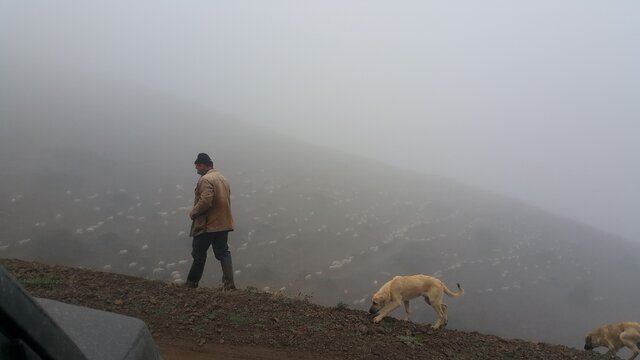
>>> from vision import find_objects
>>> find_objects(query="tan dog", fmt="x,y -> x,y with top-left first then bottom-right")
584,322 -> 640,360
368,275 -> 464,329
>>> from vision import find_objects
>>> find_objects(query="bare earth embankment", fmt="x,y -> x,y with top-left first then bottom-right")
1,259 -> 614,360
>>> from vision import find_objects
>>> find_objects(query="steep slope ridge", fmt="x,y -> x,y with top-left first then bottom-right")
1,259 -> 614,360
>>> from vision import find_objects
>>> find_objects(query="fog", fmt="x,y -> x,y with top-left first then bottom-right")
4,2 -> 640,350
2,0 -> 639,242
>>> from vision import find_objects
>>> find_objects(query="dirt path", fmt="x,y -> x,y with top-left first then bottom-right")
158,340 -> 339,360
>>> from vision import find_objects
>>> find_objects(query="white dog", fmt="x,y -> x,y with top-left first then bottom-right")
369,275 -> 464,329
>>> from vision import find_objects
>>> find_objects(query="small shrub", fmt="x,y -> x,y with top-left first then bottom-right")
335,301 -> 350,310
151,303 -> 173,316
228,313 -> 251,325
271,292 -> 287,302
398,335 -> 421,348
207,309 -> 224,320
294,291 -> 312,303
24,275 -> 60,286
281,297 -> 293,305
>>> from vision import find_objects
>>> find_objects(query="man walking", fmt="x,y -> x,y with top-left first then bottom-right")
185,153 -> 236,290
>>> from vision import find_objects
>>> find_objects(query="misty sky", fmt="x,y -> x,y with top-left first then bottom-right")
2,1 -> 639,240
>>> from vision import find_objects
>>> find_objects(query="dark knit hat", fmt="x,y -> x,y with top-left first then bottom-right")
194,153 -> 213,166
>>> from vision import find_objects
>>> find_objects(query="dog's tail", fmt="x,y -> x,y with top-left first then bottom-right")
443,282 -> 464,298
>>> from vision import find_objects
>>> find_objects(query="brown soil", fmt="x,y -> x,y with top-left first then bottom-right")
2,259 -> 614,360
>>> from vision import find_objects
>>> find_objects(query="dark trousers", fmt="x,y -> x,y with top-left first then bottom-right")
186,231 -> 230,284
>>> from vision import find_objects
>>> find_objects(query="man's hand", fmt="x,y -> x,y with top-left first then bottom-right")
189,210 -> 197,220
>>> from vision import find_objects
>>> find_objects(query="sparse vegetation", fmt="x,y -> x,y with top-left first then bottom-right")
294,291 -> 312,303
335,301 -> 350,310
228,313 -> 251,326
150,303 -> 172,316
23,274 -> 60,286
207,309 -> 224,320
398,335 -> 422,348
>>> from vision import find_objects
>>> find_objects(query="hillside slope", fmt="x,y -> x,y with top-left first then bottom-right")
1,259 -> 613,360
2,62 -> 640,350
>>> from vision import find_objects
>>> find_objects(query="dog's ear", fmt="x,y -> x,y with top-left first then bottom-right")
372,294 -> 384,306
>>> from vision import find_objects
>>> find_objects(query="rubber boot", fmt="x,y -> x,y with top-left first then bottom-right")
220,256 -> 236,291
185,280 -> 198,288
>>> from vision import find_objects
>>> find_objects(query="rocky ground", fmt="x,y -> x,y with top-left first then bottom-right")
1,259 -> 617,360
